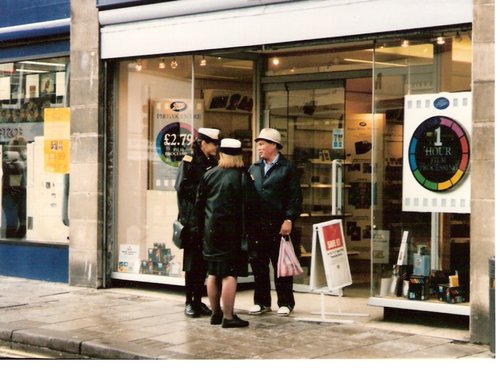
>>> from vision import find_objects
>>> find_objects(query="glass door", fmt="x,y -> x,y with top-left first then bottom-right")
263,81 -> 346,288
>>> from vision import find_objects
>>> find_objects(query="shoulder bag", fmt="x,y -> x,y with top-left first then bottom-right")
172,219 -> 185,249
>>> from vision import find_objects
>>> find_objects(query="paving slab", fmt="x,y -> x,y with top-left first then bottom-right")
0,275 -> 494,363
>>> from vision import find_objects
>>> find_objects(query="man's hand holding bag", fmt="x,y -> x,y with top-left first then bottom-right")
277,236 -> 303,277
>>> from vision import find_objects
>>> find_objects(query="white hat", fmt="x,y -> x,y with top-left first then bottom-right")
198,128 -> 220,144
255,128 -> 282,149
219,138 -> 242,155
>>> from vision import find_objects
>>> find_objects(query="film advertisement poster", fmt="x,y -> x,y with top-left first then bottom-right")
151,99 -> 203,191
402,93 -> 471,213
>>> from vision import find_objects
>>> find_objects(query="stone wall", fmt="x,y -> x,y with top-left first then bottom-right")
470,0 -> 495,344
69,0 -> 103,288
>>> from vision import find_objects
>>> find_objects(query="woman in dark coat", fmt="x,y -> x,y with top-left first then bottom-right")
195,138 -> 253,328
175,128 -> 220,318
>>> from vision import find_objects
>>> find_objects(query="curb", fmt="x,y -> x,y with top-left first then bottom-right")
0,323 -> 152,359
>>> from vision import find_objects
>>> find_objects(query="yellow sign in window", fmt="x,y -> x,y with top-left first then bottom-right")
43,108 -> 70,174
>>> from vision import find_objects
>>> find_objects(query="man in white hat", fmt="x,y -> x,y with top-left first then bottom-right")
175,127 -> 220,318
247,128 -> 302,317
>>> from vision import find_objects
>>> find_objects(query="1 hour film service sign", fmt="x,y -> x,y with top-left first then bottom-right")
402,92 -> 472,213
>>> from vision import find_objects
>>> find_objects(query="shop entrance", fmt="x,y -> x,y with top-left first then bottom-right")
263,76 -> 373,291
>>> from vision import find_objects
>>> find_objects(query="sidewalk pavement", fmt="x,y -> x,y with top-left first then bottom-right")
0,275 -> 495,363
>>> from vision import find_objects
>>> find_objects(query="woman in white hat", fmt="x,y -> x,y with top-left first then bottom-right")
175,127 -> 220,318
195,138 -> 254,328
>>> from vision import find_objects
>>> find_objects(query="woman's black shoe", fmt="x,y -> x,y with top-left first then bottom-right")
200,302 -> 212,316
210,311 -> 223,325
184,304 -> 200,318
222,314 -> 249,328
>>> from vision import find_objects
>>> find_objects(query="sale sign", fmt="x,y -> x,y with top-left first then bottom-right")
310,219 -> 352,291
322,222 -> 345,259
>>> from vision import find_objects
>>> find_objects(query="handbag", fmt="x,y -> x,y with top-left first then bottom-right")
172,220 -> 185,249
277,236 -> 303,277
241,233 -> 249,252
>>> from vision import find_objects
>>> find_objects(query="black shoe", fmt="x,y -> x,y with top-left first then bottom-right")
222,314 -> 249,328
185,303 -> 200,318
210,311 -> 223,325
200,302 -> 212,316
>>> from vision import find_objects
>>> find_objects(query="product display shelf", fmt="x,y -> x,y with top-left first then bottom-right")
368,296 -> 470,316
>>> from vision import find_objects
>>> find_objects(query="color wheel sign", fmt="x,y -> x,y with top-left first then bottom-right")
403,92 -> 472,213
408,115 -> 470,192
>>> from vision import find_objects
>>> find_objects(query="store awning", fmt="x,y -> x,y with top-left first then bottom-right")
99,0 -> 472,59
0,18 -> 70,42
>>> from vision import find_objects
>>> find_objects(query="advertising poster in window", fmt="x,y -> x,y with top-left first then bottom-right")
118,244 -> 140,274
150,99 -> 203,191
43,108 -> 70,174
372,229 -> 390,264
402,92 -> 471,213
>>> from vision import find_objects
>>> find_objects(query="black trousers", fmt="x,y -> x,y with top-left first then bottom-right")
249,233 -> 295,309
183,245 -> 207,306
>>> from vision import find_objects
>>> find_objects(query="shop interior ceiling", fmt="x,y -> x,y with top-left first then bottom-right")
130,30 -> 470,80
128,32 -> 470,117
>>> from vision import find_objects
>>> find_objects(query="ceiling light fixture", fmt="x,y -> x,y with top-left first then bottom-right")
16,68 -> 46,74
20,60 -> 66,67
436,36 -> 445,45
200,56 -> 207,67
401,40 -> 409,48
135,60 -> 143,72
272,57 -> 280,66
344,58 -> 406,67
158,58 -> 166,69
170,58 -> 178,69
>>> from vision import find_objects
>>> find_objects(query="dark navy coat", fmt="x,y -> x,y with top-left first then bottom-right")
195,167 -> 254,262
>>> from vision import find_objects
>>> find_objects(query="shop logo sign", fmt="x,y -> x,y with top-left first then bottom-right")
433,97 -> 450,110
408,115 -> 470,192
170,101 -> 188,112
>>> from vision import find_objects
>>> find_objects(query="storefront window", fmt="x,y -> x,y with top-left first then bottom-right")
371,31 -> 472,307
0,57 -> 70,242
113,54 -> 254,282
112,30 -> 472,296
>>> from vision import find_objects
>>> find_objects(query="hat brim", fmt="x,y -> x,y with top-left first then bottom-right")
220,147 -> 242,155
255,137 -> 283,149
198,132 -> 220,145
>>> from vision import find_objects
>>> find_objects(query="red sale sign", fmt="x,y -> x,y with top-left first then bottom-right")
310,219 -> 352,291
322,223 -> 344,251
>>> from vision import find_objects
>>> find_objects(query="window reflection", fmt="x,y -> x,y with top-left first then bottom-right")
0,57 -> 69,240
